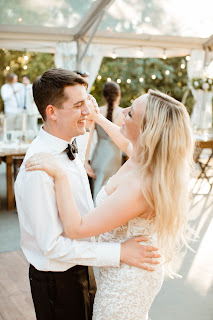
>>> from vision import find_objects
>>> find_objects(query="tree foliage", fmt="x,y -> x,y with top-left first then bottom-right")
90,56 -> 194,114
0,49 -> 55,111
0,49 -> 194,115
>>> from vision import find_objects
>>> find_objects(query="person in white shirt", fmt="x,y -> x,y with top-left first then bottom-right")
22,75 -> 39,135
15,68 -> 159,320
1,73 -> 25,130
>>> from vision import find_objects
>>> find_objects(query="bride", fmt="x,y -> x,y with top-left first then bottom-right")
26,89 -> 194,320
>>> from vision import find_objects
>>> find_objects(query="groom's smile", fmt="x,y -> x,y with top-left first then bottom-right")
53,84 -> 90,142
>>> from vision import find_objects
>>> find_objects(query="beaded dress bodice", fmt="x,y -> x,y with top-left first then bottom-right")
92,187 -> 164,320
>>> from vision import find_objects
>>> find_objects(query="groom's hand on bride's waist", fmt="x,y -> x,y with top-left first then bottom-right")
120,236 -> 161,271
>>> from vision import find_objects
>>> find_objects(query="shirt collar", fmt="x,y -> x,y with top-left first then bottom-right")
38,126 -> 75,155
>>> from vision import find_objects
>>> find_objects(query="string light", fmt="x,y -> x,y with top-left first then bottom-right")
111,51 -> 117,59
186,55 -> 191,61
139,77 -> 144,82
137,48 -> 144,58
151,75 -> 156,80
117,79 -> 121,84
23,65 -> 28,70
180,63 -> 185,69
162,49 -> 167,60
24,55 -> 29,61
6,66 -> 10,71
126,79 -> 131,83
107,77 -> 111,82
97,75 -> 102,80
165,70 -> 170,75
144,16 -> 151,22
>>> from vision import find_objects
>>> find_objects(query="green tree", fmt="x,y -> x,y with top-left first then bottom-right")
0,49 -> 55,112
90,56 -> 194,114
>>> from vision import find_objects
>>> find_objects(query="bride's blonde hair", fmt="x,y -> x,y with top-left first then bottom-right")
135,89 -> 194,273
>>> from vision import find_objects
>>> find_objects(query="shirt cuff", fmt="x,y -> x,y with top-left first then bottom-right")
95,242 -> 121,267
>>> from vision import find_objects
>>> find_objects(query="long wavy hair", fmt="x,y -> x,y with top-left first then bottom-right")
135,89 -> 194,274
102,81 -> 120,122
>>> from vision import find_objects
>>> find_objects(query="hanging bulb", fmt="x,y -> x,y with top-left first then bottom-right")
107,77 -> 111,82
162,49 -> 167,60
137,48 -> 144,58
111,51 -> 117,59
186,55 -> 191,61
24,55 -> 29,61
117,79 -> 121,84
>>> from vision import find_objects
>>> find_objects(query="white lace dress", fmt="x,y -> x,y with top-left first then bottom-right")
92,186 -> 165,320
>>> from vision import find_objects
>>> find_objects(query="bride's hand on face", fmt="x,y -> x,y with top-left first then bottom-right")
25,153 -> 66,179
86,94 -> 100,121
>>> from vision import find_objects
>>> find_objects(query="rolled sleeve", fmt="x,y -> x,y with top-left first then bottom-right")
95,242 -> 120,267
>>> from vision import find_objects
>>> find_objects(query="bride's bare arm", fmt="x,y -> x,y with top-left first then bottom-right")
94,113 -> 132,157
26,154 -> 149,239
87,96 -> 132,157
54,173 -> 149,239
26,153 -> 160,270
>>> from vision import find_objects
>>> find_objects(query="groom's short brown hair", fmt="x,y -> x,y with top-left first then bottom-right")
33,68 -> 87,121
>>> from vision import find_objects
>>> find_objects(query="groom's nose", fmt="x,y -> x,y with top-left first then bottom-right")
82,102 -> 91,116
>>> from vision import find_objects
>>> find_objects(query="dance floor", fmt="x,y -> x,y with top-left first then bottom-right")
0,251 -> 35,320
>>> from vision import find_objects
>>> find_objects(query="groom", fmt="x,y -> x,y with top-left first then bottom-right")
15,68 -> 159,320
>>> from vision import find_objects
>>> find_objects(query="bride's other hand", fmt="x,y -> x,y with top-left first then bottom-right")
25,153 -> 66,179
85,161 -> 96,179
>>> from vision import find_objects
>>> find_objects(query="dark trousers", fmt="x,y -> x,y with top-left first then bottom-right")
29,264 -> 96,320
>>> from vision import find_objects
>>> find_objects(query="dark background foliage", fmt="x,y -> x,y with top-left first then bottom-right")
0,49 -> 193,114
90,56 -> 194,114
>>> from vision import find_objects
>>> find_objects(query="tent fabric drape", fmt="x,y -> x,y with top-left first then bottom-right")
187,49 -> 212,129
54,42 -> 104,92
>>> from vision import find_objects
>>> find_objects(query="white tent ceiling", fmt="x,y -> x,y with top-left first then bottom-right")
0,0 -> 213,58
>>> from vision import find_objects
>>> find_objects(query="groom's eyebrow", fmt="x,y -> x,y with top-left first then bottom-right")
73,99 -> 84,105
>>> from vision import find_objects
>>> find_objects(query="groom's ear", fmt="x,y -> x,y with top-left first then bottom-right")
46,104 -> 57,121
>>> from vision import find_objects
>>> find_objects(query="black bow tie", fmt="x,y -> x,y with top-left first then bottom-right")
65,139 -> 78,161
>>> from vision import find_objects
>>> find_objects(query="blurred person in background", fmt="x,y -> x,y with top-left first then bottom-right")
22,75 -> 39,135
85,81 -> 124,204
1,73 -> 25,130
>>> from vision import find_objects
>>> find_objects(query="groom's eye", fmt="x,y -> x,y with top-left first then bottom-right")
75,103 -> 83,108
128,110 -> 132,117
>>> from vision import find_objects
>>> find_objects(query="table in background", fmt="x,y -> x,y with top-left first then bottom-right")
0,144 -> 29,210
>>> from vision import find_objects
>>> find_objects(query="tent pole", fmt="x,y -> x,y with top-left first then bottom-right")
77,10 -> 105,67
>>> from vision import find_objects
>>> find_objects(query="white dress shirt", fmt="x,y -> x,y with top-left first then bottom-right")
76,132 -> 90,163
1,82 -> 25,113
15,127 -> 120,271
